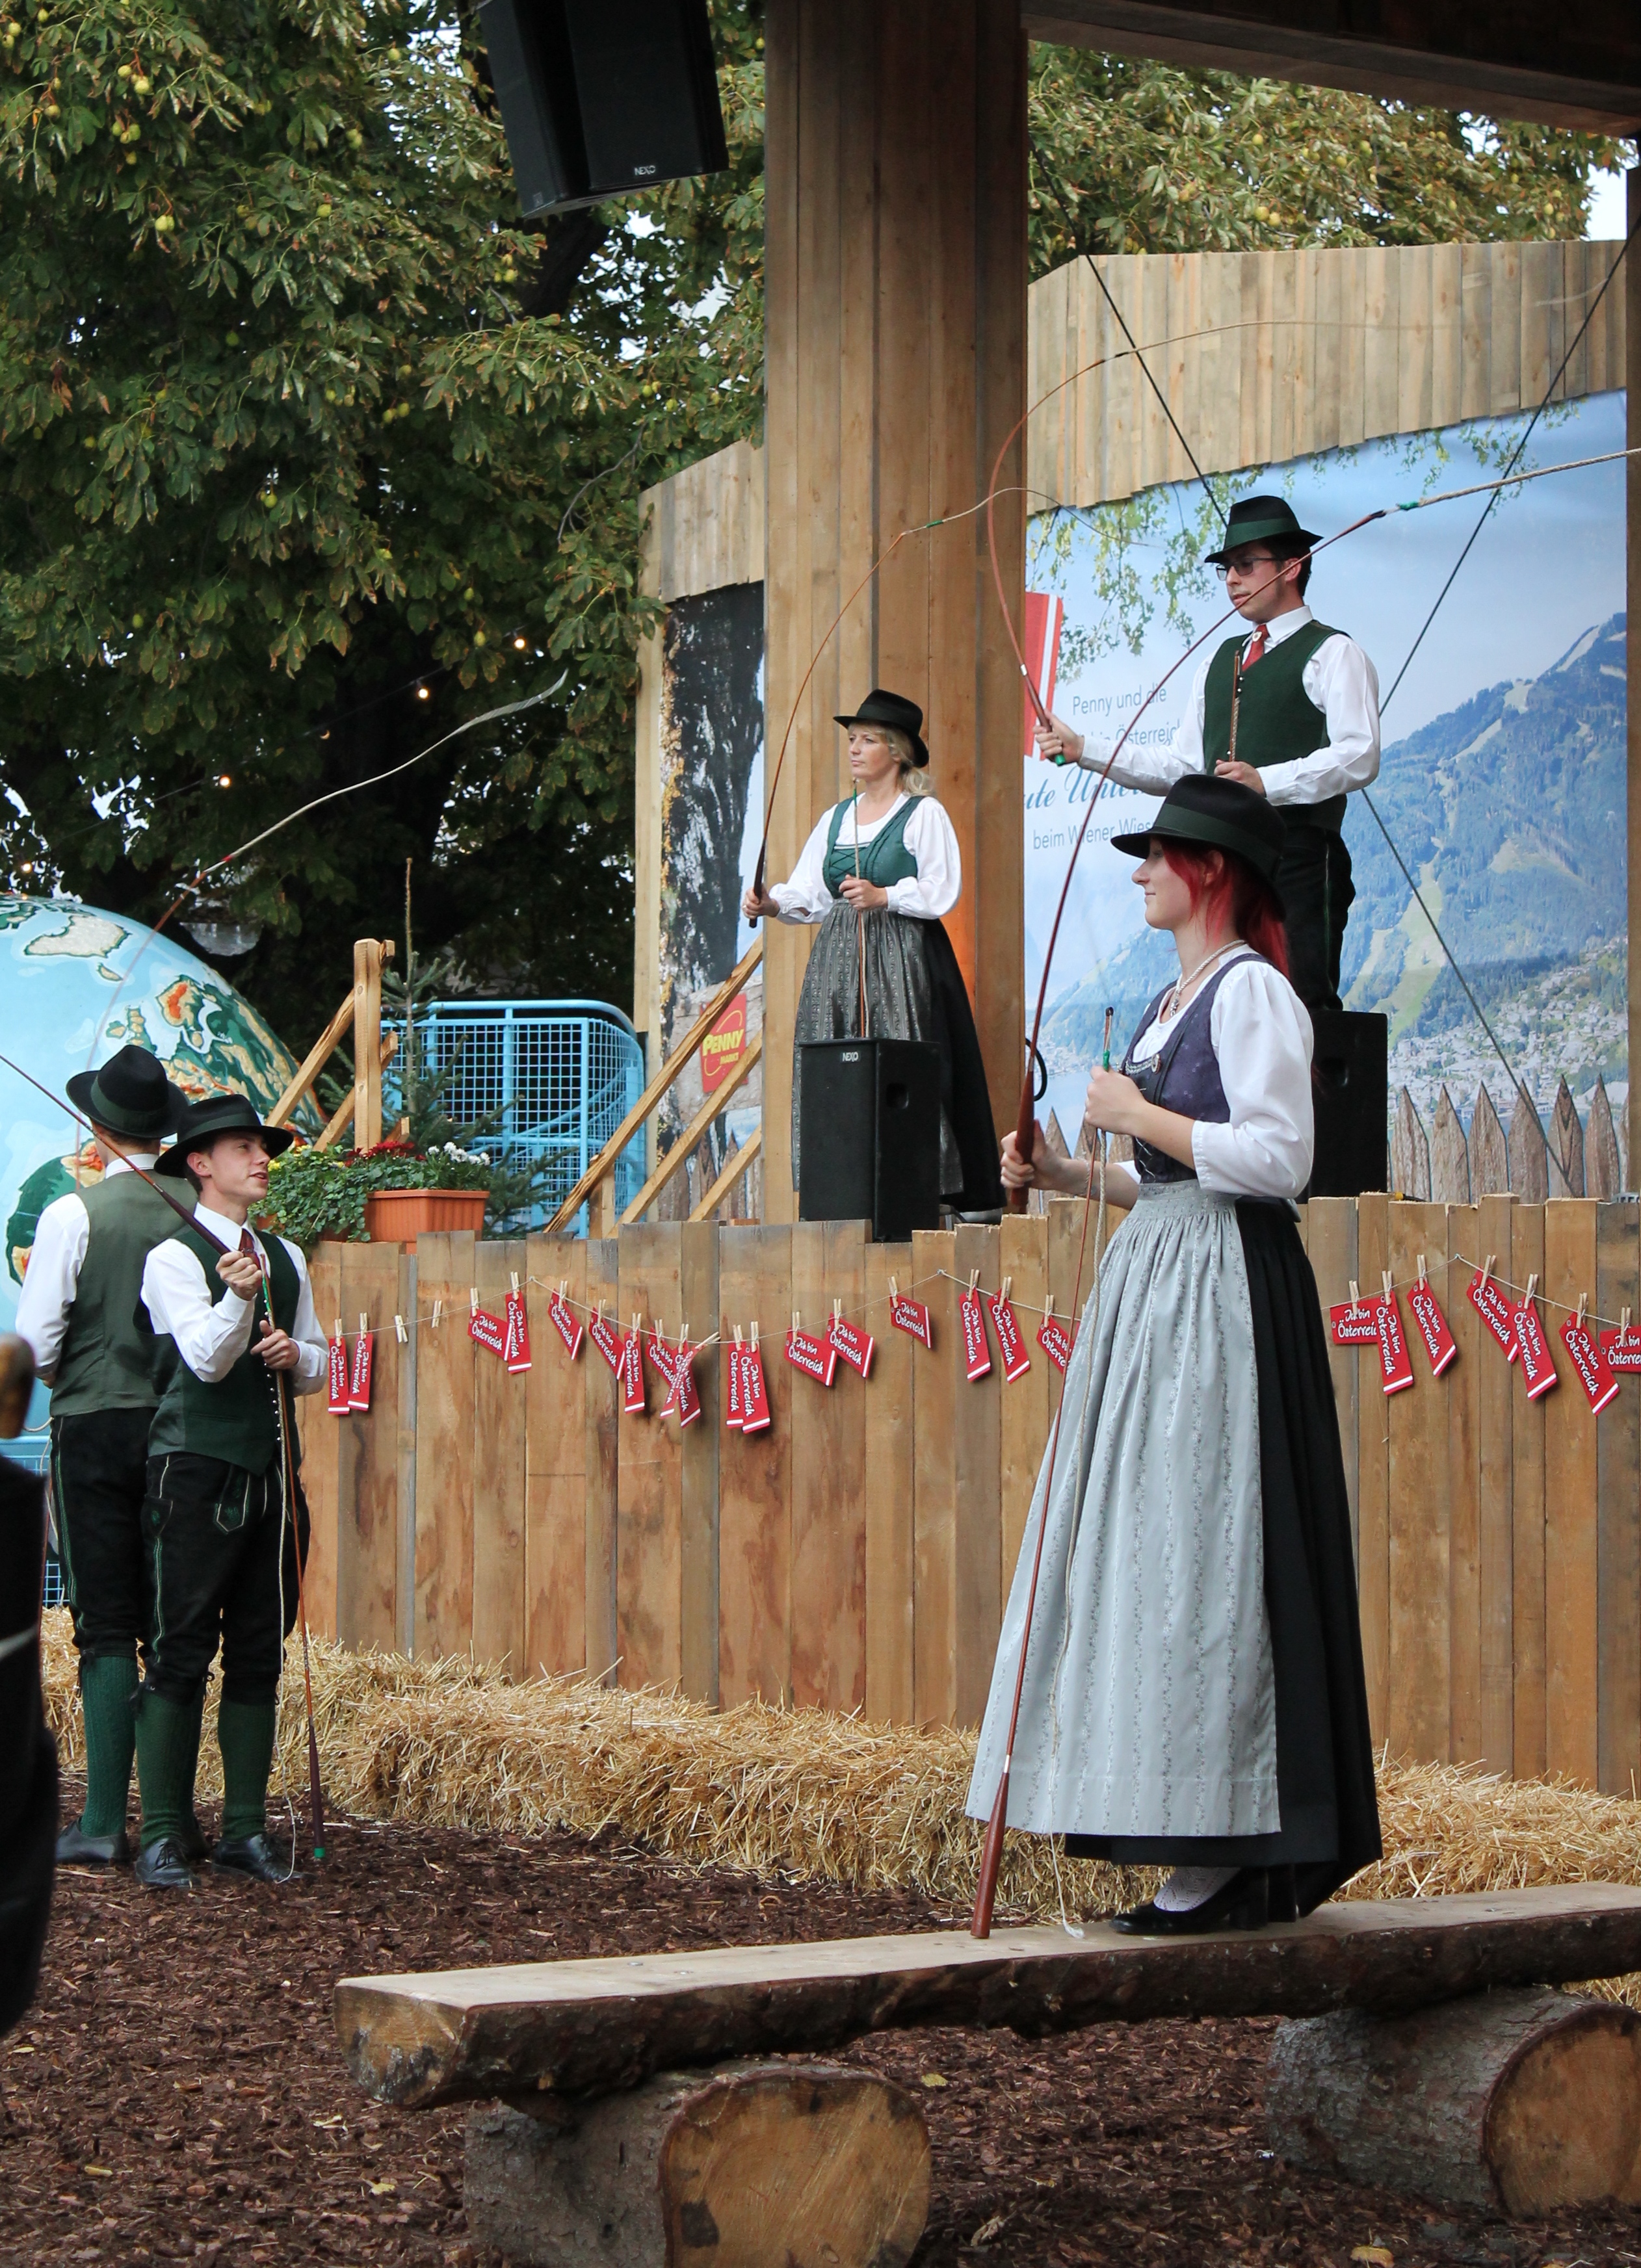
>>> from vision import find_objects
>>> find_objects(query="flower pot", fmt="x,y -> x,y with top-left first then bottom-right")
364,1188 -> 488,1244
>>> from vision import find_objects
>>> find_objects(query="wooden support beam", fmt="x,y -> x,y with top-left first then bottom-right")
620,1036 -> 763,1227
269,993 -> 358,1128
353,938 -> 391,1153
689,1124 -> 761,1223
336,1884 -> 1641,2109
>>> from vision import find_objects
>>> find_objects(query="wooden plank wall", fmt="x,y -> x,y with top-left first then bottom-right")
299,1202 -> 1641,1790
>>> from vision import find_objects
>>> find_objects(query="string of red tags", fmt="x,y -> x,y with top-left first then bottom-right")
326,1314 -> 375,1415
1328,1253 -> 1635,1420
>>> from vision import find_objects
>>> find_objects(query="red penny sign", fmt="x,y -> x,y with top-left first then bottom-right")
700,993 -> 748,1096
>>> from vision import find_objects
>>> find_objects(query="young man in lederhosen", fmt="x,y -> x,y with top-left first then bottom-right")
1035,494 -> 1382,1016
15,1047 -> 187,1867
133,1093 -> 326,1890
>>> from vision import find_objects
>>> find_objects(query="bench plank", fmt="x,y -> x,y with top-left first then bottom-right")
335,1886 -> 1641,2109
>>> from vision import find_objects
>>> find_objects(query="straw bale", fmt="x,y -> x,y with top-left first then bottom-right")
38,1614 -> 1641,2001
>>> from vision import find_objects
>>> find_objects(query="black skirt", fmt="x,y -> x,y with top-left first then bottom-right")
1067,1198 -> 1382,1910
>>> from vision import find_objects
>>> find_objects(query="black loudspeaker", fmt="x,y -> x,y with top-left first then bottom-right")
798,1040 -> 943,1243
478,0 -> 728,220
1308,1009 -> 1388,1197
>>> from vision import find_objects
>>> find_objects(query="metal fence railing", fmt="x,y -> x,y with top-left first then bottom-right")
3,1434 -> 63,1608
386,1000 -> 646,1233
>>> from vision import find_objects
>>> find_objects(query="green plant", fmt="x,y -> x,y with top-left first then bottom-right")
263,1134 -> 492,1245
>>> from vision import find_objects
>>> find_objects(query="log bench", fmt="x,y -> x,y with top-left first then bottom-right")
335,1886 -> 1641,2265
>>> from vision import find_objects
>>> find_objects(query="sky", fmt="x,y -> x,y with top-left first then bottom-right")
1586,166 -> 1629,240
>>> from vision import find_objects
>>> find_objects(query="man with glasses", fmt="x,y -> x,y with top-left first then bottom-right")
1035,494 -> 1380,1015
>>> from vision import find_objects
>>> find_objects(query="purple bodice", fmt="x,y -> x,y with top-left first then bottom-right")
1122,955 -> 1259,1182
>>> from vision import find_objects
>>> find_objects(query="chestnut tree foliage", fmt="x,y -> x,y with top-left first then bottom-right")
0,0 -> 1625,1039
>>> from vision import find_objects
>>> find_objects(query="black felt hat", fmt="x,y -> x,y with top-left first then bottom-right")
64,1045 -> 185,1143
834,688 -> 930,770
1109,774 -> 1288,913
1203,493 -> 1320,567
156,1091 -> 296,1176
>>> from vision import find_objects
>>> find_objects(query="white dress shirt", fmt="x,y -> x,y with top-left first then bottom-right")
770,792 -> 961,923
1117,949 -> 1315,1201
140,1203 -> 327,1394
14,1154 -> 161,1381
1091,606 -> 1380,809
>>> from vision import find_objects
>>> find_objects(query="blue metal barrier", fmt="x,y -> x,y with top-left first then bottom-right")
386,1000 -> 646,1234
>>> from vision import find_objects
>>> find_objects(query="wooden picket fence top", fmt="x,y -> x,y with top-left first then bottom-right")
295,1194 -> 1641,1797
1391,1076 -> 1626,1205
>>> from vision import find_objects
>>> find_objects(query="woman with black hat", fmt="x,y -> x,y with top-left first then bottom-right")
741,689 -> 1002,1210
967,774 -> 1380,1933
131,1093 -> 326,1890
14,1045 -> 187,1868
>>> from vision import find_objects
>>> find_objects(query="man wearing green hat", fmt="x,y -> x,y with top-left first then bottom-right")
1035,493 -> 1380,1015
132,1092 -> 326,1890
15,1046 -> 189,1866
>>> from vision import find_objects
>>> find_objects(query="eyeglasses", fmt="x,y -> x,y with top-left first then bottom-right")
1213,553 -> 1278,580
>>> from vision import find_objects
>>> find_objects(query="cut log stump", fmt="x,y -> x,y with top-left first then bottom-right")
1268,1988 -> 1641,2217
464,2059 -> 930,2268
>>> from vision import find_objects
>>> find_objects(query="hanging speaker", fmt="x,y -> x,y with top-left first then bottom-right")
478,0 -> 728,220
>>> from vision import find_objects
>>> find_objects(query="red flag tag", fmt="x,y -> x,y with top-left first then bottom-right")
960,1288 -> 991,1381
670,1344 -> 702,1427
740,1345 -> 771,1434
1510,1299 -> 1558,1401
549,1291 -> 584,1362
1329,1299 -> 1379,1348
889,1293 -> 932,1348
827,1312 -> 874,1379
503,1288 -> 531,1375
469,1304 -> 506,1358
1468,1269 -> 1518,1363
326,1333 -> 350,1415
1407,1280 -> 1458,1377
646,1325 -> 679,1391
619,1331 -> 646,1415
724,1340 -> 745,1428
348,1329 -> 374,1412
1037,1315 -> 1072,1373
1600,1324 -> 1641,1375
1561,1316 -> 1619,1414
785,1327 -> 837,1387
988,1290 -> 1031,1382
1374,1292 -> 1415,1396
589,1311 -> 622,1374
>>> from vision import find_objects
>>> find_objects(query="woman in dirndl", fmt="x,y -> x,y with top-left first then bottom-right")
742,688 -> 1002,1211
967,772 -> 1380,1933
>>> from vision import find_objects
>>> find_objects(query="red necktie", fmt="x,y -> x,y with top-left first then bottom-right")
1241,624 -> 1269,671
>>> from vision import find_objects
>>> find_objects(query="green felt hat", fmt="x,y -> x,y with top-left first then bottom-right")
1203,493 -> 1320,567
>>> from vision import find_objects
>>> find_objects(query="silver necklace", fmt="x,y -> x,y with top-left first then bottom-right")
1161,938 -> 1246,1023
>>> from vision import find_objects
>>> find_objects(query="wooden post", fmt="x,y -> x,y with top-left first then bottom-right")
761,0 -> 1027,1219
353,937 -> 387,1152
1630,166 -> 1640,1188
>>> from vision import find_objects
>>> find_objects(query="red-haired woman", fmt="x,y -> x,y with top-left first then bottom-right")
967,774 -> 1380,1934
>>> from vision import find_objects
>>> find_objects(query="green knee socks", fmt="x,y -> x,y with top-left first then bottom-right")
182,1685 -> 206,1844
134,1689 -> 199,1850
78,1651 -> 138,1840
217,1699 -> 277,1843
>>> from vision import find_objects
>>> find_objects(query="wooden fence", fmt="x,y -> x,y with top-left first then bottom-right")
295,1197 -> 1641,1793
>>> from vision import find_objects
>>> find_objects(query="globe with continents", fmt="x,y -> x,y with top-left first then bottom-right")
1,894 -> 308,1346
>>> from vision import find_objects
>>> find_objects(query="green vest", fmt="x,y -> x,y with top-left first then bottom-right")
822,796 -> 921,896
147,1225 -> 303,1476
49,1170 -> 185,1418
1201,619 -> 1346,832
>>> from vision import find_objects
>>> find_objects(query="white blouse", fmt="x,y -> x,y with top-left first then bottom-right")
1119,948 -> 1315,1200
770,793 -> 961,924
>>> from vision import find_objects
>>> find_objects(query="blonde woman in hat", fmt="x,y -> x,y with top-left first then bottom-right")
742,689 -> 1002,1210
967,774 -> 1380,1935
15,1046 -> 187,1868
1035,494 -> 1380,1015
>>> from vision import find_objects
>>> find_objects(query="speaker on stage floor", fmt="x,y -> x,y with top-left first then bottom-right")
798,1040 -> 943,1243
1307,1009 -> 1387,1197
478,0 -> 728,220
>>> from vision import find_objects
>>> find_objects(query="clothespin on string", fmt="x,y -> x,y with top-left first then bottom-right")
394,1314 -> 408,1344
1349,1279 -> 1360,1307
1416,1253 -> 1426,1288
431,1297 -> 443,1331
1382,1271 -> 1393,1303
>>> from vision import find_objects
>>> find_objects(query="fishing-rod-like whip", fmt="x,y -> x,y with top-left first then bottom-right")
0,1045 -> 328,1858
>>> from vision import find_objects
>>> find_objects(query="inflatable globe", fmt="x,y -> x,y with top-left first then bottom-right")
1,894 -> 306,1357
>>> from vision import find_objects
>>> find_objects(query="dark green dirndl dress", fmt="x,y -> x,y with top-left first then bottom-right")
790,798 -> 1002,1210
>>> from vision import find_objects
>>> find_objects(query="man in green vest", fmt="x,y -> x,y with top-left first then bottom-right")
133,1092 -> 326,1890
1035,494 -> 1382,1015
14,1047 -> 187,1866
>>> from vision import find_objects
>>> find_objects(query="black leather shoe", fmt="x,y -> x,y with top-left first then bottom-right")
211,1834 -> 289,1883
56,1823 -> 130,1868
1266,1865 -> 1299,1924
1110,1867 -> 1270,1936
179,1814 -> 208,1864
133,1836 -> 198,1891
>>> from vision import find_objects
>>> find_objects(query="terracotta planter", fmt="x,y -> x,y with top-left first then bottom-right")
363,1188 -> 488,1244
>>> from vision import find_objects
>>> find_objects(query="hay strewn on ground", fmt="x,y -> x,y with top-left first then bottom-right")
40,1610 -> 1641,1981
